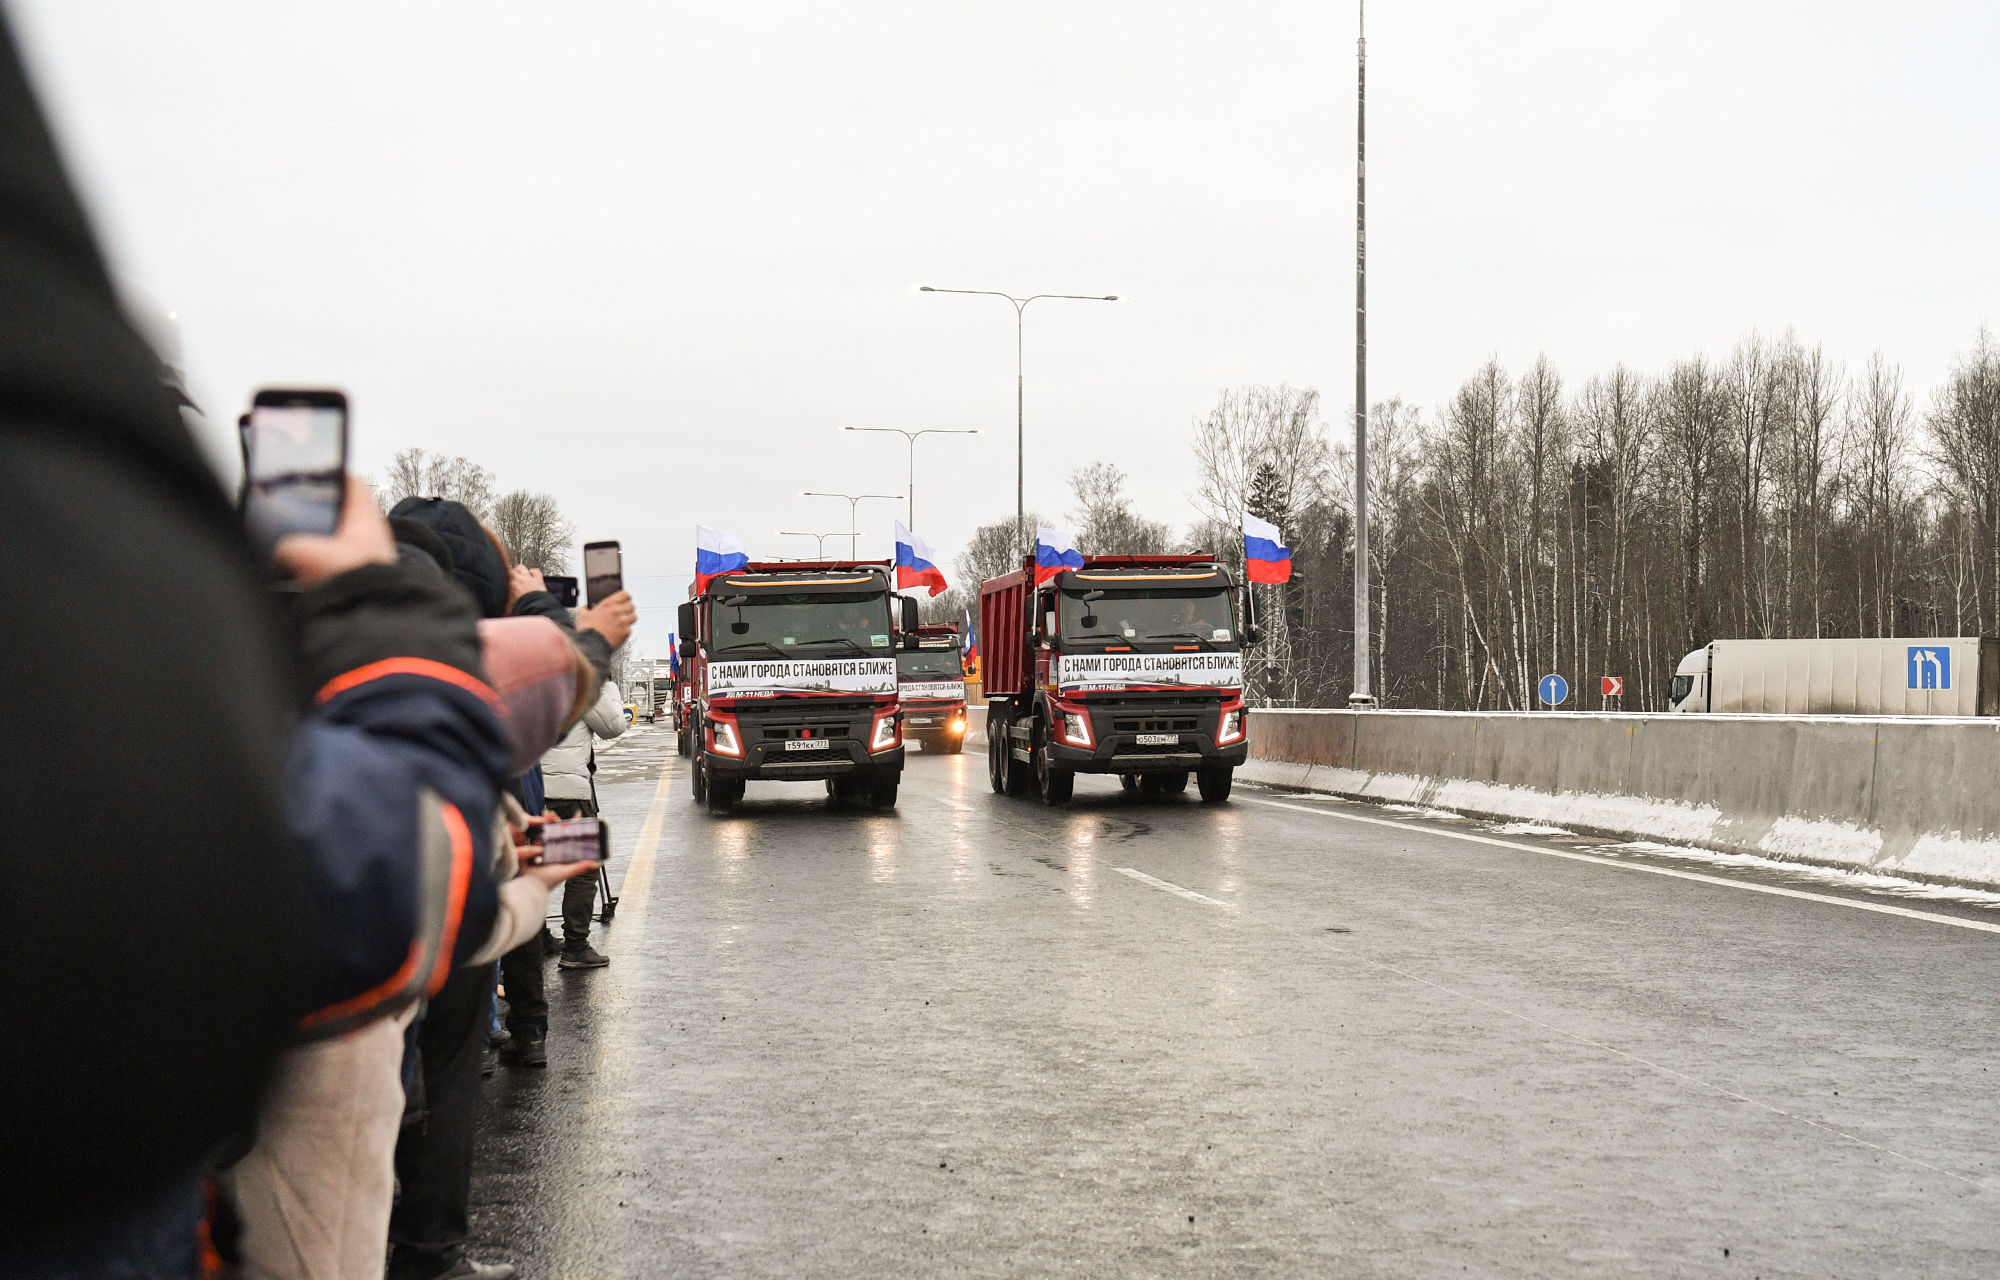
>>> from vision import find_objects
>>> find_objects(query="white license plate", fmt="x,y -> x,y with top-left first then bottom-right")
907,717 -> 934,725
784,739 -> 831,752
1136,733 -> 1179,746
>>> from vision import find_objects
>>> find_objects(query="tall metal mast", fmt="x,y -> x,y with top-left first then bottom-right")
1350,0 -> 1375,708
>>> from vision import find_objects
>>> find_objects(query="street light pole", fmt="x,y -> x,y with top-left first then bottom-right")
778,531 -> 843,559
1349,0 -> 1375,710
919,286 -> 1118,560
801,491 -> 902,559
842,426 -> 980,530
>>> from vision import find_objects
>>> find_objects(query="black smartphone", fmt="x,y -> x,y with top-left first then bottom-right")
542,575 -> 579,608
524,818 -> 608,866
583,541 -> 622,606
243,389 -> 348,557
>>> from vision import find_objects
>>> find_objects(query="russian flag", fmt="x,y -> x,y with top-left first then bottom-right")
695,525 -> 749,592
894,521 -> 949,597
1034,526 -> 1084,585
1243,511 -> 1292,584
963,607 -> 978,676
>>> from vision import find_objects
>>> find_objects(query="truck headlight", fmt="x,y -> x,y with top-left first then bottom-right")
1059,705 -> 1094,748
709,714 -> 743,757
1217,706 -> 1245,745
870,712 -> 900,752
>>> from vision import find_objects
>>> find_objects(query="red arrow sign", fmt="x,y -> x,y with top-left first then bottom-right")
1602,676 -> 1624,696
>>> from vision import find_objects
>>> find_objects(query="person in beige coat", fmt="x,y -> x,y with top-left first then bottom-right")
541,678 -> 627,968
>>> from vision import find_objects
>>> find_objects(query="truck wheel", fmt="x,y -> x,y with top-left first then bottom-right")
1166,771 -> 1190,794
1196,765 -> 1234,803
677,725 -> 691,758
870,775 -> 900,810
691,756 -> 708,802
941,735 -> 965,755
988,717 -> 1009,794
829,775 -> 867,809
1003,724 -> 1034,798
1138,773 -> 1165,794
706,777 -> 740,814
1120,773 -> 1138,792
1036,738 -> 1074,805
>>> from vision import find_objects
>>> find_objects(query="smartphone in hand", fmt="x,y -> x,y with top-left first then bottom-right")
243,389 -> 348,557
583,541 -> 622,606
523,818 -> 608,866
542,575 -> 579,608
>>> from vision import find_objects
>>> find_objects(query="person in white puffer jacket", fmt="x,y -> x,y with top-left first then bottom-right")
541,678 -> 627,968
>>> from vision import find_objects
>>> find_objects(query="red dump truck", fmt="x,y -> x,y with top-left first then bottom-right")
677,560 -> 916,813
979,552 -> 1250,804
899,622 -> 969,753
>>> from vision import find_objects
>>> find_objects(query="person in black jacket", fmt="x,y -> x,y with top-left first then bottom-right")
0,4 -> 301,1268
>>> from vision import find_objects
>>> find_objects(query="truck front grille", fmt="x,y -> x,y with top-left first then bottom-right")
1112,717 -> 1200,733
761,724 -> 852,740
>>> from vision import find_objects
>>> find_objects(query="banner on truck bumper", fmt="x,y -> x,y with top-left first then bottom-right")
900,680 -> 966,702
1056,652 -> 1242,693
707,657 -> 898,697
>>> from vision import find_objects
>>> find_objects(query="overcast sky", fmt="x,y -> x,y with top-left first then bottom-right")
14,1 -> 1997,655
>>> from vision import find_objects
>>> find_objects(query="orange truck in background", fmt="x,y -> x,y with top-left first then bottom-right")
899,623 -> 969,753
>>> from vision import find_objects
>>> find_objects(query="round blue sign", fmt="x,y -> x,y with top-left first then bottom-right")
1538,673 -> 1569,706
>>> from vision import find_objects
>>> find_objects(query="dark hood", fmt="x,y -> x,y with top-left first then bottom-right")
389,496 -> 508,617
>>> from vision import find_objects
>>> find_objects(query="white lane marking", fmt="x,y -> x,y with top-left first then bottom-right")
609,752 -> 677,950
1245,796 -> 2000,937
1113,867 -> 1226,907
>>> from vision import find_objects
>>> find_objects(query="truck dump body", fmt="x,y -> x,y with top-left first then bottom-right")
1672,637 -> 2000,715
978,553 -> 1249,804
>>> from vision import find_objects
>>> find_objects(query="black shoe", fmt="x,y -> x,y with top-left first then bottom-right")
539,927 -> 560,957
558,943 -> 609,969
481,1046 -> 498,1078
387,1253 -> 517,1280
503,1027 -> 547,1068
487,1024 -> 512,1050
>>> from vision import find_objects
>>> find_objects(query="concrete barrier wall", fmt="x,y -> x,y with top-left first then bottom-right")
1242,709 -> 2000,890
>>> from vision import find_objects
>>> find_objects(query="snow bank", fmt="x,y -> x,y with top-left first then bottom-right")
1241,709 -> 2000,891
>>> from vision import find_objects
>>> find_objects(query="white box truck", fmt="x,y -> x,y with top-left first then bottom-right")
1667,637 -> 1999,715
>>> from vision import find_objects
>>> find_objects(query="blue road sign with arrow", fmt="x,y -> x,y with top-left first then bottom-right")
1539,673 -> 1569,706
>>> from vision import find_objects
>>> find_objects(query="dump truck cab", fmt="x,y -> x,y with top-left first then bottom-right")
899,623 -> 969,753
678,560 -> 915,812
979,553 -> 1249,804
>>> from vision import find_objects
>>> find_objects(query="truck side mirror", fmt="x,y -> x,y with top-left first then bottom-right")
676,601 -> 697,642
678,640 -> 696,660
901,595 -> 919,634
1245,624 -> 1265,646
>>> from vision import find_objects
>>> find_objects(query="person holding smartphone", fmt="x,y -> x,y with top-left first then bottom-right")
539,674 -> 627,970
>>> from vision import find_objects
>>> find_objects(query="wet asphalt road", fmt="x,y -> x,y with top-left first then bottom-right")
470,725 -> 2000,1278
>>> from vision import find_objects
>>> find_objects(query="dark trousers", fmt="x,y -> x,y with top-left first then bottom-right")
389,963 -> 493,1274
546,796 -> 600,946
498,935 -> 546,1039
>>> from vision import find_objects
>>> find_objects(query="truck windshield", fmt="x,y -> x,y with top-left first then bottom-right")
710,592 -> 892,657
1669,675 -> 1693,704
1060,587 -> 1235,644
898,651 -> 964,679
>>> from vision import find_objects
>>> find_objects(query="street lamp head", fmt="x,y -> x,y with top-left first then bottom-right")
918,286 -> 935,292
1105,296 -> 1120,302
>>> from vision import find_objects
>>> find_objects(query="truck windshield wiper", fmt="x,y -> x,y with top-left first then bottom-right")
712,641 -> 790,659
792,637 -> 875,656
1142,632 -> 1214,645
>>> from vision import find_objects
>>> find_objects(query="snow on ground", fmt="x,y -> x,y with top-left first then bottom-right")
1595,840 -> 2000,910
1490,823 -> 1574,836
